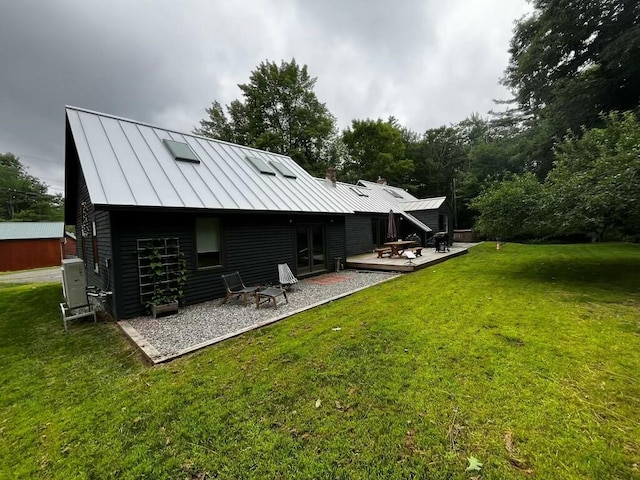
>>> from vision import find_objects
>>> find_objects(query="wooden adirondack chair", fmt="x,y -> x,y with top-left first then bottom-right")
221,272 -> 260,306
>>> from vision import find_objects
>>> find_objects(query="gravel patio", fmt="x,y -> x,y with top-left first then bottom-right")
119,270 -> 400,363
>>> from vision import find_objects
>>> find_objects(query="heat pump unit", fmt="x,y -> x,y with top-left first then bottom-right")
61,258 -> 89,309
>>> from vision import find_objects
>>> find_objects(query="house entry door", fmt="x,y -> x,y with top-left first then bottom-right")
372,217 -> 387,246
296,225 -> 325,275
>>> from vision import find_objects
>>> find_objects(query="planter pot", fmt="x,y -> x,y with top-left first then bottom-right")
151,301 -> 179,319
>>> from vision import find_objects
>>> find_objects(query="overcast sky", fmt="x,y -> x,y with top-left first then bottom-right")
0,0 -> 531,195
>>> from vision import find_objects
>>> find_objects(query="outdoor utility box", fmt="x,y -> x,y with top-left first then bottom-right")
61,258 -> 88,309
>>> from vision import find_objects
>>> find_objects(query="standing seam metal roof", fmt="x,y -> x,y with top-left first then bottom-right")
0,222 -> 64,240
315,180 -> 432,233
66,106 -> 351,214
400,197 -> 447,211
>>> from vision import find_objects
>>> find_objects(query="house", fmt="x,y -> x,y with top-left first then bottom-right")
356,180 -> 454,246
316,178 -> 433,256
64,106 -> 444,320
0,222 -> 73,271
64,106 -> 357,319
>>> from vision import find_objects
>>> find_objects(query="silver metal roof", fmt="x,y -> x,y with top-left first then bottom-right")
357,180 -> 419,202
316,179 -> 432,233
66,106 -> 351,214
0,222 -> 64,240
357,180 -> 447,211
400,197 -> 447,211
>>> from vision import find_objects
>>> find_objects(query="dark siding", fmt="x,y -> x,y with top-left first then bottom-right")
75,165 -> 114,314
326,218 -> 346,270
110,211 -> 344,319
94,210 -> 114,313
110,212 -> 194,319
410,210 -> 439,232
345,214 -> 375,256
410,201 -> 453,234
408,201 -> 454,246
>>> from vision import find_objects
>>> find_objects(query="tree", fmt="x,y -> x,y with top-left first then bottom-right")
338,118 -> 414,186
471,111 -> 640,241
471,172 -> 548,240
500,1 -> 640,179
0,153 -> 63,221
505,0 -> 640,124
546,111 -> 640,240
409,126 -> 466,198
195,59 -> 336,177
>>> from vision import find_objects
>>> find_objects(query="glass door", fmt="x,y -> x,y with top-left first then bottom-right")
371,217 -> 387,246
296,225 -> 326,275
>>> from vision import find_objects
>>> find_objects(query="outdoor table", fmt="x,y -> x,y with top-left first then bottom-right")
383,240 -> 416,257
256,286 -> 288,309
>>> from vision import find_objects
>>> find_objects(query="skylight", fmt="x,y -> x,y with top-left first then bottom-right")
270,161 -> 297,179
246,156 -> 276,175
163,139 -> 200,163
350,187 -> 368,197
384,188 -> 404,199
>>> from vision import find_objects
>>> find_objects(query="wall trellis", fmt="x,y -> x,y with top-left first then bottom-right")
136,238 -> 181,307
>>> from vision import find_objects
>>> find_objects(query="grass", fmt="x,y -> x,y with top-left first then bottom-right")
1,243 -> 639,479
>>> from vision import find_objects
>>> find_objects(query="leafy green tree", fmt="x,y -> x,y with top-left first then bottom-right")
501,1 -> 640,179
195,59 -> 336,176
546,111 -> 640,240
471,172 -> 548,240
505,0 -> 640,123
339,118 -> 414,186
0,153 -> 63,221
410,126 -> 466,198
471,111 -> 640,241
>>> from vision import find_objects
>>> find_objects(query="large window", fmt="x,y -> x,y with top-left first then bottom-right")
196,218 -> 221,268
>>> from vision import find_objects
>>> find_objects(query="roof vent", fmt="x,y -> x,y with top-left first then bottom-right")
246,156 -> 276,175
163,139 -> 200,163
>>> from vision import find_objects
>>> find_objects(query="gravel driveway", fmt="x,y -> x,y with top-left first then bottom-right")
0,266 -> 61,284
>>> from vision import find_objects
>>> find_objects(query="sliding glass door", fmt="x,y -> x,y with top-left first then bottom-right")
296,225 -> 326,275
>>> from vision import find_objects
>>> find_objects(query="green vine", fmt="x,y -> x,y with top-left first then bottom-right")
145,246 -> 187,311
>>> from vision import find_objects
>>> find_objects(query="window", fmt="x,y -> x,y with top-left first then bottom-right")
350,186 -> 368,197
92,221 -> 99,273
196,218 -> 221,268
246,155 -> 276,175
163,139 -> 200,163
270,161 -> 297,179
384,188 -> 404,199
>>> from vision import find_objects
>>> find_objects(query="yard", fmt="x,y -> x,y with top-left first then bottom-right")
1,243 -> 639,479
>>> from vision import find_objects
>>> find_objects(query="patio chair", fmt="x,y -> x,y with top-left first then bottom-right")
221,272 -> 260,306
278,263 -> 298,291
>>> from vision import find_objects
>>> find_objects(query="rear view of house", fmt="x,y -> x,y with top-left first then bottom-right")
64,106 -> 457,320
64,106 -> 351,319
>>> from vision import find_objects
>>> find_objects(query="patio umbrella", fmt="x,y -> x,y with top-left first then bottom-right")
387,210 -> 397,241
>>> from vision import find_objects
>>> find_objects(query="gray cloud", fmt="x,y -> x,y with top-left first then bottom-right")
0,0 -> 530,195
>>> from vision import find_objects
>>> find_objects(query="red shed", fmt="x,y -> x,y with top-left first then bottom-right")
0,222 -> 72,272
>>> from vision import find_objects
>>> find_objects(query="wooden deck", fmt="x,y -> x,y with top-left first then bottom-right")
345,243 -> 474,272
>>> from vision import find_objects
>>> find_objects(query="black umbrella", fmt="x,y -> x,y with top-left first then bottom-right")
387,210 -> 397,241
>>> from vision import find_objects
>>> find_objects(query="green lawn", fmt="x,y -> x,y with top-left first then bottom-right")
1,243 -> 639,479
